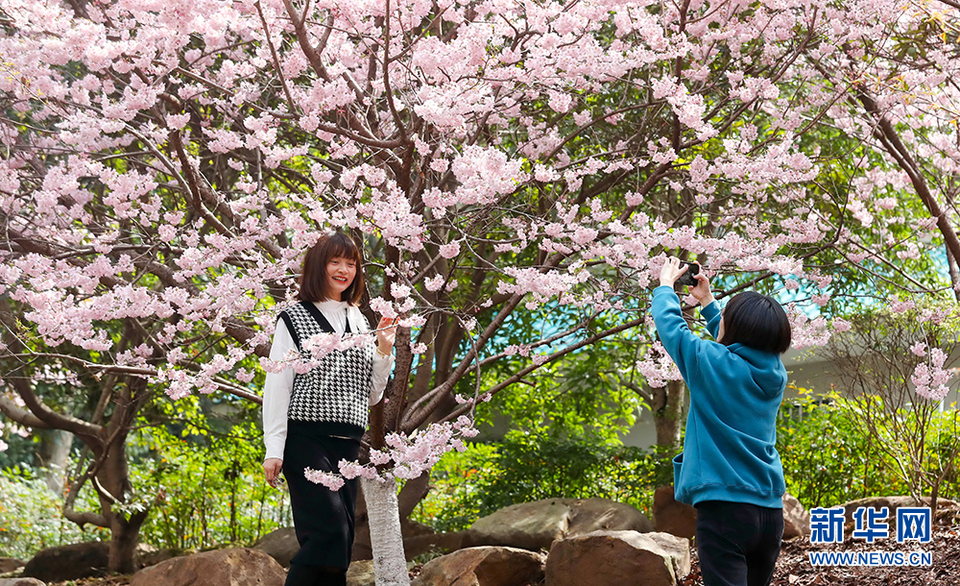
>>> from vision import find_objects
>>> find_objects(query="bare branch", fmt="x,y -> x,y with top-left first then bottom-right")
255,0 -> 299,117
8,375 -> 104,444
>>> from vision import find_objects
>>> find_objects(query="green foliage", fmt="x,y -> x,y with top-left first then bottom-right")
132,420 -> 291,550
927,406 -> 960,501
409,443 -> 497,533
0,466 -> 107,560
824,303 -> 960,503
778,389 -> 898,508
0,416 -> 289,560
412,430 -> 667,532
462,305 -> 648,443
778,388 -> 960,509
0,428 -> 37,471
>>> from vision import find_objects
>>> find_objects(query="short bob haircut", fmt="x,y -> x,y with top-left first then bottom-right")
297,231 -> 365,305
717,291 -> 792,354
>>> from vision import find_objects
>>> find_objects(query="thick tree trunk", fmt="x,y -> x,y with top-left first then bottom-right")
107,514 -> 145,574
96,376 -> 150,574
653,380 -> 685,451
98,446 -> 149,574
361,476 -> 410,586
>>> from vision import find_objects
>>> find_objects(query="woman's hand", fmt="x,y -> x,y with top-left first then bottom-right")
690,271 -> 715,307
263,458 -> 283,488
376,316 -> 398,355
659,257 -> 689,287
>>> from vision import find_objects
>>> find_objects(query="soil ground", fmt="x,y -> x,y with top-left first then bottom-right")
680,526 -> 960,586
31,525 -> 960,586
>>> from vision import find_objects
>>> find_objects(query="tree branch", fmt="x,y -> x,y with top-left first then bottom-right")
0,298 -> 104,441
401,292 -> 526,431
432,315 -> 648,427
9,376 -> 104,445
0,393 -> 49,429
381,0 -> 408,142
852,84 -> 960,272
255,1 -> 299,116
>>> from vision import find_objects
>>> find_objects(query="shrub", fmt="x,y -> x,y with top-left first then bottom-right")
0,421 -> 291,560
132,421 -> 291,550
0,466 -> 107,560
412,429 -> 665,531
777,388 -> 960,508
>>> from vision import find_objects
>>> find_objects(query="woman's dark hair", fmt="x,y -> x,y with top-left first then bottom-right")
718,291 -> 792,354
297,231 -> 364,304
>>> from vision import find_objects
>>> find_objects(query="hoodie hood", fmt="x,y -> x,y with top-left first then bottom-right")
728,343 -> 789,398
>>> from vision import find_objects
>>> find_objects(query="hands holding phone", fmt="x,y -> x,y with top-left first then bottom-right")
659,257 -> 715,307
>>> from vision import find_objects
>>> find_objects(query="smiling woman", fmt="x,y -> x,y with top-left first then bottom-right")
261,231 -> 397,586
298,233 -> 365,306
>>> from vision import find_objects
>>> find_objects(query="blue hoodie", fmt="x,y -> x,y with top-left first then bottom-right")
651,286 -> 787,509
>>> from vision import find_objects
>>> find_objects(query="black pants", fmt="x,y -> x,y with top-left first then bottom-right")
695,500 -> 784,586
283,422 -> 362,570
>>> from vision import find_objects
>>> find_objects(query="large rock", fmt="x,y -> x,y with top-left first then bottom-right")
545,530 -> 690,586
411,546 -> 545,586
254,527 -> 299,567
128,547 -> 285,586
403,530 -> 467,561
653,485 -> 696,540
0,558 -> 26,573
0,579 -> 46,586
465,498 -> 652,552
21,541 -> 109,582
782,494 -> 811,540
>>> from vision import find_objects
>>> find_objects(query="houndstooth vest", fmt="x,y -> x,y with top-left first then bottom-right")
278,301 -> 374,429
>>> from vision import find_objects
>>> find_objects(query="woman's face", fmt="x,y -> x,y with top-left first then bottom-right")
326,256 -> 357,300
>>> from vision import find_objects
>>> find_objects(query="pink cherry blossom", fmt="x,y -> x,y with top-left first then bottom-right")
305,468 -> 346,491
6,0 -> 960,577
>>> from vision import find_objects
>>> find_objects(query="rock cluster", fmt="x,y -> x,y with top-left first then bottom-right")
14,489 -> 820,586
414,496 -> 684,586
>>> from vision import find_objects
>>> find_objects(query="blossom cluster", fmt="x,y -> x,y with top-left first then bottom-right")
635,341 -> 683,388
304,416 -> 479,488
909,343 -> 953,402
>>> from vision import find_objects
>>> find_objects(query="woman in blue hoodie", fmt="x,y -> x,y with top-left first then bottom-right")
652,257 -> 791,586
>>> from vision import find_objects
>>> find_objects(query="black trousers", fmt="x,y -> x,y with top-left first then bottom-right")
283,421 -> 362,570
695,500 -> 784,586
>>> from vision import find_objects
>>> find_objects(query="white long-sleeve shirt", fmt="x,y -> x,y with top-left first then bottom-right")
262,300 -> 394,461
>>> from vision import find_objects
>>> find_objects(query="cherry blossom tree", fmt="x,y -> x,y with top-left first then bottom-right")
3,0 -> 960,581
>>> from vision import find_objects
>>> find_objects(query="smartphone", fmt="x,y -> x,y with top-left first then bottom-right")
675,261 -> 700,287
